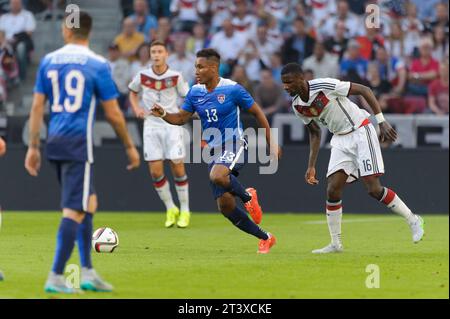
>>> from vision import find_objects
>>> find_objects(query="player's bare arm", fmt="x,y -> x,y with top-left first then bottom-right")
348,83 -> 398,142
151,104 -> 193,125
129,90 -> 148,119
305,120 -> 321,185
101,99 -> 141,170
246,103 -> 282,160
25,93 -> 46,176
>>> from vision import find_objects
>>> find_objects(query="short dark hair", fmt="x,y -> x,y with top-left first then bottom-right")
196,48 -> 221,64
65,11 -> 93,39
281,63 -> 303,76
150,40 -> 167,49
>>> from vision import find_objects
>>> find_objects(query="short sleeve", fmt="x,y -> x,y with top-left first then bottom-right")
181,88 -> 195,113
325,79 -> 351,99
176,74 -> 190,97
234,84 -> 254,111
95,62 -> 119,101
128,72 -> 142,93
33,58 -> 47,95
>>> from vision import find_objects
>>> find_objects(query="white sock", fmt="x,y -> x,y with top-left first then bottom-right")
380,188 -> 417,224
174,175 -> 190,212
153,176 -> 176,210
326,200 -> 343,246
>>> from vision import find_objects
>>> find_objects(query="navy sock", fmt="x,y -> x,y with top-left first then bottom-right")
225,206 -> 268,240
77,213 -> 93,269
52,218 -> 80,275
229,175 -> 251,203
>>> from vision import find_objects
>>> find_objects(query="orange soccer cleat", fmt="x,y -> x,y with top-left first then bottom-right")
244,188 -> 263,224
258,233 -> 276,254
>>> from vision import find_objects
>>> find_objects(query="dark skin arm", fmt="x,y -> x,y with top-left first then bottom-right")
348,83 -> 398,142
305,120 -> 321,185
150,104 -> 193,125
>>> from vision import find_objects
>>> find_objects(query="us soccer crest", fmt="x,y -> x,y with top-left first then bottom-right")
217,94 -> 226,104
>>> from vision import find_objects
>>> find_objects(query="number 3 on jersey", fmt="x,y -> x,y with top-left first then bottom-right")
47,70 -> 85,113
205,108 -> 218,122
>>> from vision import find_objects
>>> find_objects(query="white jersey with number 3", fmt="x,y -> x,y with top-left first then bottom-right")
291,78 -> 370,134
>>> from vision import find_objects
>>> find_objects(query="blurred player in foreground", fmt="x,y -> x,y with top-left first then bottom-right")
281,63 -> 424,254
151,48 -> 281,254
129,40 -> 191,228
0,137 -> 5,281
25,12 -> 140,293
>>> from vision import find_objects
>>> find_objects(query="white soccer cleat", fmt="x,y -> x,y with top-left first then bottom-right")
312,243 -> 344,254
410,215 -> 425,243
80,268 -> 114,292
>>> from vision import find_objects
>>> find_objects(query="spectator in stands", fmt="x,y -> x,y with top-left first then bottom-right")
0,28 -> 19,87
127,0 -> 158,42
355,24 -> 385,61
428,2 -> 449,36
270,52 -> 283,84
170,0 -> 207,33
121,0 -> 134,18
366,62 -> 392,112
209,19 -> 247,76
323,20 -> 348,62
114,17 -> 145,62
340,39 -> 368,80
167,37 -> 196,85
320,0 -> 361,39
432,25 -> 449,62
108,44 -> 131,112
403,2 -> 425,58
253,23 -> 280,69
152,16 -> 173,47
230,64 -> 254,96
27,0 -> 66,20
374,46 -> 407,95
0,0 -> 35,81
303,68 -> 314,81
231,0 -> 258,41
209,0 -> 233,33
411,0 -> 442,24
385,20 -> 407,60
306,0 -> 335,33
281,17 -> 315,65
237,40 -> 261,83
148,0 -> 172,18
253,68 -> 285,116
303,41 -> 339,79
407,37 -> 440,97
130,42 -> 151,76
265,13 -> 284,50
186,22 -> 209,55
427,60 -> 449,115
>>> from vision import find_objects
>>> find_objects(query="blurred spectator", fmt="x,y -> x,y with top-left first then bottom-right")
170,0 -> 208,33
366,62 -> 392,112
265,13 -> 283,50
114,17 -> 145,62
167,37 -> 196,85
27,0 -> 66,19
407,37 -> 440,97
108,44 -> 131,112
270,52 -> 283,84
385,20 -> 407,60
152,16 -> 173,47
121,0 -> 134,18
402,2 -> 425,57
374,46 -> 407,95
305,0 -> 336,33
253,69 -> 285,116
209,19 -> 247,75
340,39 -> 368,80
303,42 -> 339,79
323,20 -> 348,61
186,22 -> 210,55
209,0 -> 233,33
127,0 -> 158,42
130,42 -> 151,76
432,25 -> 449,62
428,2 -> 449,35
148,0 -> 172,18
281,17 -> 315,65
355,25 -> 385,60
231,0 -> 258,41
230,64 -> 254,96
427,60 -> 449,115
253,23 -> 279,68
303,68 -> 314,81
411,0 -> 442,23
0,0 -> 35,81
320,0 -> 361,39
237,40 -> 261,83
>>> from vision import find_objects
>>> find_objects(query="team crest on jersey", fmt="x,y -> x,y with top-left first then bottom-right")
165,78 -> 173,88
294,92 -> 330,117
155,80 -> 162,90
217,94 -> 226,104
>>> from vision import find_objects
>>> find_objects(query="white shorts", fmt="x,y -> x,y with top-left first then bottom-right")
327,123 -> 385,183
143,124 -> 186,162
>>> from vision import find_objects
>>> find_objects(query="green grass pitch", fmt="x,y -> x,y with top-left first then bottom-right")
0,212 -> 448,299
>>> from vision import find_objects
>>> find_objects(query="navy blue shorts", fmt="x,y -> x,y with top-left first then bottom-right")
207,139 -> 248,199
50,160 -> 95,212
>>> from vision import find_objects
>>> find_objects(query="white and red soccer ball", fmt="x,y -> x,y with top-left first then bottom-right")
92,227 -> 119,253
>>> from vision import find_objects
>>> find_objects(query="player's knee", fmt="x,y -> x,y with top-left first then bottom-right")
150,171 -> 164,181
327,184 -> 342,201
209,172 -> 228,187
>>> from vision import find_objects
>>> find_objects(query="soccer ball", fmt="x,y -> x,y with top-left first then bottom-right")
92,227 -> 119,253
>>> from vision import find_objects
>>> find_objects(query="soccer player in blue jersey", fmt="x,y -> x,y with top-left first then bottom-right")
24,12 -> 140,293
151,48 -> 281,253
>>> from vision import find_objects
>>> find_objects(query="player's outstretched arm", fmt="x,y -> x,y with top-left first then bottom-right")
305,121 -> 321,185
25,93 -> 46,176
247,103 -> 282,160
150,104 -> 193,126
129,90 -> 148,119
348,83 -> 398,142
101,99 -> 141,170
0,137 -> 6,157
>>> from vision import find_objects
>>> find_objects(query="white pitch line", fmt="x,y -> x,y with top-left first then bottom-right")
304,217 -> 399,225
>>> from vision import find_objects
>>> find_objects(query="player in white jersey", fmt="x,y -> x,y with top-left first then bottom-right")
281,63 -> 425,253
129,41 -> 191,228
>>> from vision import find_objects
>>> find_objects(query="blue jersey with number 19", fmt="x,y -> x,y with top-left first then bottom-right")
181,78 -> 254,147
34,44 -> 119,163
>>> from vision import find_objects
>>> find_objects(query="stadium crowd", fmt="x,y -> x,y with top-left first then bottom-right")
0,0 -> 448,116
